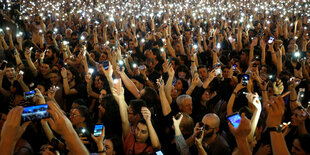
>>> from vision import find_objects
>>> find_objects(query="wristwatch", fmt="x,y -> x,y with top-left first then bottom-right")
267,125 -> 281,133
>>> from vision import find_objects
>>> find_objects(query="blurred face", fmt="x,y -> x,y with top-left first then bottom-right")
67,70 -> 74,82
174,80 -> 183,91
198,68 -> 208,81
260,66 -> 268,75
50,73 -> 60,85
45,49 -> 54,59
40,64 -> 50,76
222,68 -> 230,78
178,71 -> 186,79
240,52 -> 248,62
5,67 -> 15,79
179,98 -> 192,115
103,139 -> 115,155
99,53 -> 107,63
69,109 -> 84,126
127,105 -> 138,124
201,90 -> 216,102
202,117 -> 216,138
135,123 -> 149,143
37,85 -> 46,95
291,139 -> 307,155
129,41 -> 135,49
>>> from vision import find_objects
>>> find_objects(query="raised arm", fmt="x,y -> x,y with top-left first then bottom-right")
141,107 -> 161,150
228,113 -> 252,155
117,67 -> 141,98
24,48 -> 38,77
227,83 -> 245,115
265,96 -> 290,155
0,107 -> 30,155
245,93 -> 262,143
61,68 -> 78,95
112,87 -> 130,138
173,114 -> 190,155
165,64 -> 174,103
46,101 -> 89,155
157,77 -> 171,116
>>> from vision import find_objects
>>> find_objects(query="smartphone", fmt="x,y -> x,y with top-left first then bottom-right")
267,37 -> 274,44
227,112 -> 241,128
242,74 -> 249,86
93,124 -> 104,137
24,90 -> 36,99
175,113 -> 182,120
0,60 -> 8,70
138,65 -> 145,70
155,150 -> 164,155
21,104 -> 50,122
299,88 -> 305,101
215,68 -> 221,76
233,64 -> 236,70
196,122 -> 204,138
102,61 -> 109,70
269,74 -> 276,82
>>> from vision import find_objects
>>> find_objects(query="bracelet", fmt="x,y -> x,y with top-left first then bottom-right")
290,99 -> 297,102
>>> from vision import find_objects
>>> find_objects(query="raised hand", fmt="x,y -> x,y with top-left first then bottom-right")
264,96 -> 285,127
228,113 -> 251,138
273,79 -> 284,95
141,107 -> 151,122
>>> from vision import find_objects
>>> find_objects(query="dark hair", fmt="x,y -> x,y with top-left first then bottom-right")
171,57 -> 180,66
100,94 -> 122,136
140,87 -> 159,108
298,134 -> 310,153
12,80 -> 24,96
129,99 -> 147,116
176,65 -> 190,79
73,99 -> 87,107
66,66 -> 81,83
47,45 -> 60,58
42,59 -> 52,69
177,78 -> 189,95
105,135 -> 124,155
73,105 -> 92,129
198,65 -> 207,70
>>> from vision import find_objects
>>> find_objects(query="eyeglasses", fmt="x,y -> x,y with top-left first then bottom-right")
199,122 -> 215,131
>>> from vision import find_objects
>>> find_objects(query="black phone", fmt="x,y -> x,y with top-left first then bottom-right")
102,61 -> 109,70
94,124 -> 104,137
196,122 -> 204,138
175,113 -> 182,120
0,60 -> 8,70
227,112 -> 241,128
242,74 -> 249,86
21,104 -> 50,122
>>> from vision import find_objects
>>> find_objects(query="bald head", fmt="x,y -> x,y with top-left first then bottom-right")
202,113 -> 220,129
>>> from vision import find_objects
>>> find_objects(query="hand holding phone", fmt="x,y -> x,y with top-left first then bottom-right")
242,74 -> 249,86
227,112 -> 241,128
21,104 -> 50,123
93,124 -> 104,137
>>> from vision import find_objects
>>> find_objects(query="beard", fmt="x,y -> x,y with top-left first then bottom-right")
35,21 -> 40,25
204,129 -> 214,138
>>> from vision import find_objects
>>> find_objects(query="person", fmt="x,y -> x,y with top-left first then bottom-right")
176,94 -> 193,115
113,86 -> 161,154
199,113 -> 231,155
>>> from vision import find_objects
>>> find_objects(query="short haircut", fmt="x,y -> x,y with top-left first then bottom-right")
176,94 -> 192,106
203,113 -> 220,128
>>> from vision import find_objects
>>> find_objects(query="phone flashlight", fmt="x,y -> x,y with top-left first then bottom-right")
88,68 -> 94,74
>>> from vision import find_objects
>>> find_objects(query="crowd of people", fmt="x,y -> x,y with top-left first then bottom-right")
0,0 -> 310,154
